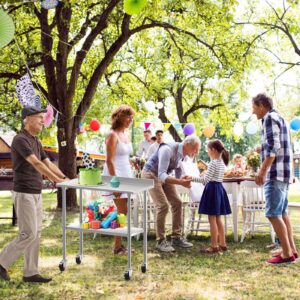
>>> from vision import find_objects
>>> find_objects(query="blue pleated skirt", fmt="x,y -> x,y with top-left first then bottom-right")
198,181 -> 232,215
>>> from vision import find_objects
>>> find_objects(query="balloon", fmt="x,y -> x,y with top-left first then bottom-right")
44,105 -> 54,127
183,123 -> 195,136
246,122 -> 258,135
203,125 -> 215,138
238,112 -> 251,122
0,10 -> 15,49
90,119 -> 101,131
156,102 -> 164,109
233,122 -> 244,136
144,100 -> 156,112
124,0 -> 147,15
290,117 -> 300,131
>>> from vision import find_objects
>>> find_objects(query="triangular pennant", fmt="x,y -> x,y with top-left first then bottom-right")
144,122 -> 151,130
164,123 -> 171,130
173,123 -> 182,131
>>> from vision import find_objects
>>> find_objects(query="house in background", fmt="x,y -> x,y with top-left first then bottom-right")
0,132 -> 15,169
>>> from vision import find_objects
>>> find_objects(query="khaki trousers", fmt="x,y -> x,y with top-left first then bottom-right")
0,192 -> 43,277
141,170 -> 182,240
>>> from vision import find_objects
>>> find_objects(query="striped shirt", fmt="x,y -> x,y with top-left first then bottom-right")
192,159 -> 225,185
261,109 -> 293,183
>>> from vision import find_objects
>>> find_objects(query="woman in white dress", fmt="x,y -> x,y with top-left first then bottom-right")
102,104 -> 135,254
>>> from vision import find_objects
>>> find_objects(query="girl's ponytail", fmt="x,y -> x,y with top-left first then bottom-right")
221,148 -> 230,166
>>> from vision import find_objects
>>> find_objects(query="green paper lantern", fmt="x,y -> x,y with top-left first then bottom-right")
0,10 -> 15,49
124,0 -> 147,15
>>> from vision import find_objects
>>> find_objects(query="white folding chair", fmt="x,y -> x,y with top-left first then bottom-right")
240,181 -> 275,243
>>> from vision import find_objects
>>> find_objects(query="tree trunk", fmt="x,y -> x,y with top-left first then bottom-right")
56,123 -> 78,209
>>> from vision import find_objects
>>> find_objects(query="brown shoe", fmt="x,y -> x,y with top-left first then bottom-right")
219,245 -> 228,252
0,264 -> 10,281
113,245 -> 128,255
200,246 -> 219,254
23,274 -> 52,283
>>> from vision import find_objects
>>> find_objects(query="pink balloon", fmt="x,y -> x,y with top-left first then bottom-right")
44,105 -> 54,127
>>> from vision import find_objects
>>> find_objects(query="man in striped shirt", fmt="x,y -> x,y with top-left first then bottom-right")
252,93 -> 298,264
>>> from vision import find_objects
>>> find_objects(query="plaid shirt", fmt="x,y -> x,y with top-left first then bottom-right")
261,109 -> 293,183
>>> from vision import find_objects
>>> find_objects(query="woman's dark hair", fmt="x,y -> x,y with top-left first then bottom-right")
151,136 -> 157,142
111,104 -> 135,130
252,93 -> 273,110
207,139 -> 230,166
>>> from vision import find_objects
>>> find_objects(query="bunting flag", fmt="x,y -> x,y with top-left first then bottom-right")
164,123 -> 171,130
173,123 -> 182,131
144,122 -> 151,130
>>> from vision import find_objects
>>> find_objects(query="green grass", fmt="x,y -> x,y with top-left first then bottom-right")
0,188 -> 300,300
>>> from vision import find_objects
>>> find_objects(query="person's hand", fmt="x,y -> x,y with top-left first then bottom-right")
182,175 -> 192,180
180,177 -> 192,188
255,170 -> 265,186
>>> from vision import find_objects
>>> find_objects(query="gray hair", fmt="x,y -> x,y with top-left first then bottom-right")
183,135 -> 201,147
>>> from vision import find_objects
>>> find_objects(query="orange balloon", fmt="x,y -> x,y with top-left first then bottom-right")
203,125 -> 215,138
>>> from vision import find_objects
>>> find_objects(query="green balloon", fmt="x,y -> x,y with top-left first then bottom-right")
0,10 -> 15,49
124,0 -> 147,15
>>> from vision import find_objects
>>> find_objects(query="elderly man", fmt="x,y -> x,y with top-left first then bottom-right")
141,135 -> 201,252
252,93 -> 298,264
0,106 -> 68,283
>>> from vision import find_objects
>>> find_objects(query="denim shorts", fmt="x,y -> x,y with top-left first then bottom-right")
264,180 -> 289,217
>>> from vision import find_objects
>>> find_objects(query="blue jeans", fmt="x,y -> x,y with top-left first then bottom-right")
264,180 -> 289,218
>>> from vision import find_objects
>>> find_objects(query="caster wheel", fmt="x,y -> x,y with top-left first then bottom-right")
76,255 -> 81,264
59,262 -> 65,272
141,265 -> 146,273
124,271 -> 131,280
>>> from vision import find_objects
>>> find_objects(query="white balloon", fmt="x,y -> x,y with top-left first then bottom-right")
144,101 -> 156,112
233,122 -> 244,136
156,102 -> 164,109
238,112 -> 251,122
246,122 -> 258,135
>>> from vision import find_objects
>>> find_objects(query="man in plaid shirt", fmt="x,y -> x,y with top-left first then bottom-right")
252,93 -> 298,264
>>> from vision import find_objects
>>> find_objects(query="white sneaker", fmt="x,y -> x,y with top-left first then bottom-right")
155,239 -> 175,252
171,236 -> 193,248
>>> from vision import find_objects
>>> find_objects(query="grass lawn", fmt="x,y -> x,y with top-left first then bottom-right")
0,186 -> 300,300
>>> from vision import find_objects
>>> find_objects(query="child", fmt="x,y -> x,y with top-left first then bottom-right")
192,139 -> 231,253
231,153 -> 246,176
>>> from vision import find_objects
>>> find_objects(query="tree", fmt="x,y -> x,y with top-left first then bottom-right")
0,0 -> 252,207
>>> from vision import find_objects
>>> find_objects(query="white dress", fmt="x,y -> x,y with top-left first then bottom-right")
102,138 -> 133,199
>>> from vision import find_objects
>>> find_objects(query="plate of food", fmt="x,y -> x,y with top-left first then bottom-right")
197,159 -> 208,170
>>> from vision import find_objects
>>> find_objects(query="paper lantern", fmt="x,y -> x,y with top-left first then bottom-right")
144,100 -> 156,112
203,125 -> 215,138
0,10 -> 15,49
290,117 -> 300,131
246,122 -> 258,135
183,123 -> 195,136
156,102 -> 164,109
44,105 -> 54,127
233,122 -> 244,137
124,0 -> 147,15
90,119 -> 101,131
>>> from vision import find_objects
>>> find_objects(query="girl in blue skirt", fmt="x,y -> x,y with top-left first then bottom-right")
192,139 -> 231,253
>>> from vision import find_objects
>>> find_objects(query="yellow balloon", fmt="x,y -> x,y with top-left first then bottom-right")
203,125 -> 215,138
